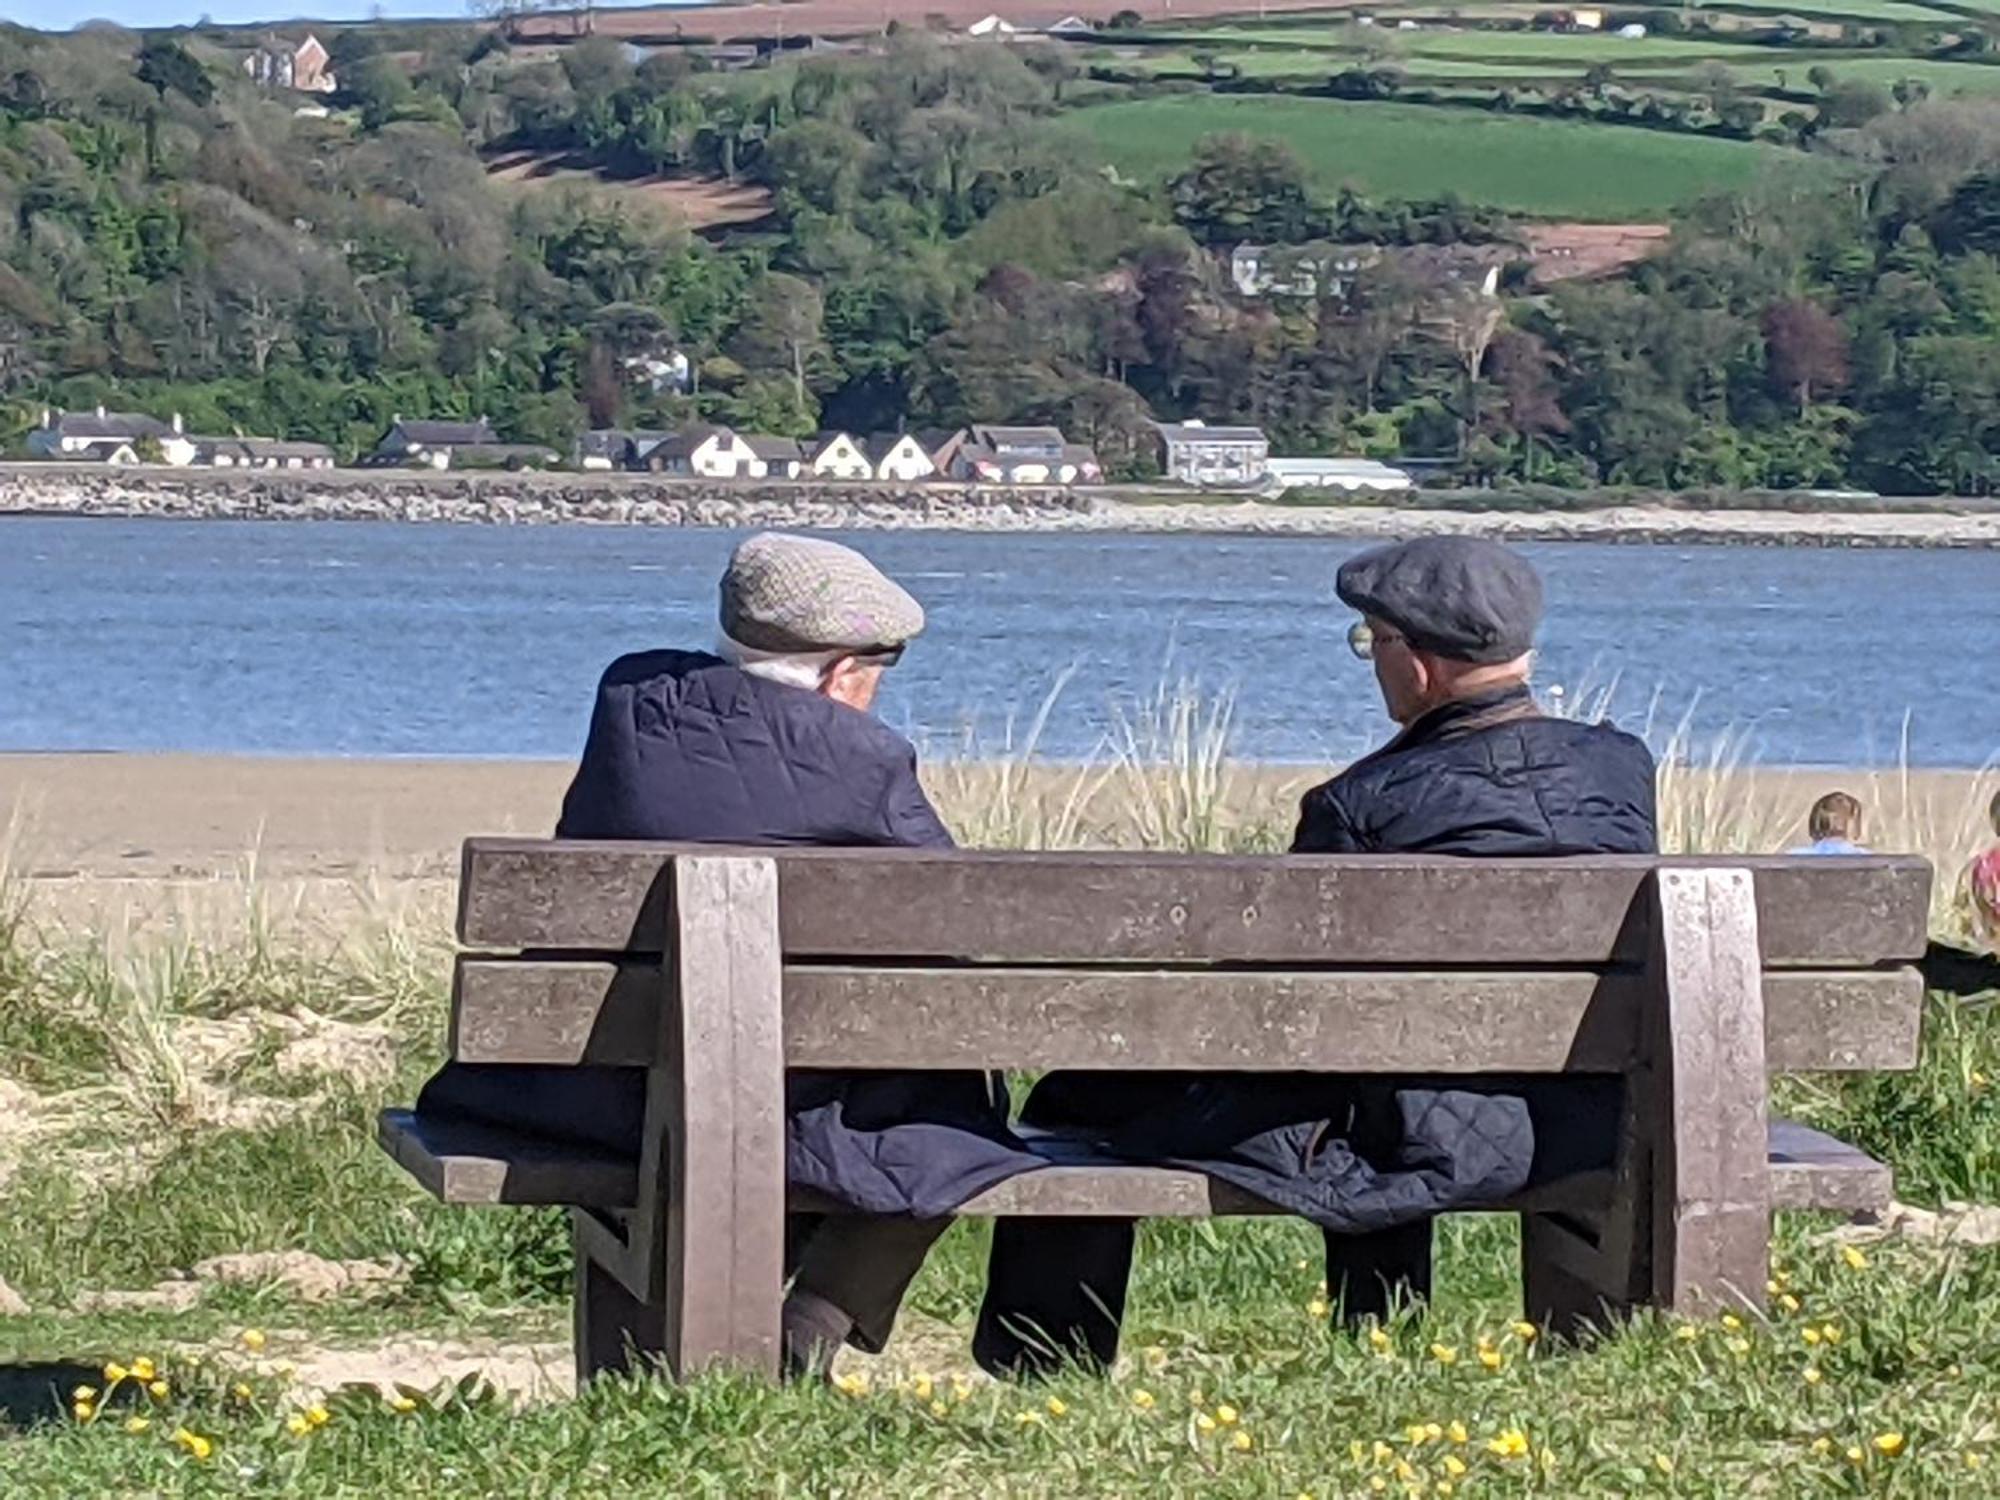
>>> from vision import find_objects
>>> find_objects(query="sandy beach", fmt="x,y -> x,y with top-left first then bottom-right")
4,753 -> 1993,945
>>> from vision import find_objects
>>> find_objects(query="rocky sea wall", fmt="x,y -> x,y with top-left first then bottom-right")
5,464 -> 2000,548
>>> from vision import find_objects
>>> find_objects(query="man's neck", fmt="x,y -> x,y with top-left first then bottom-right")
1404,672 -> 1531,726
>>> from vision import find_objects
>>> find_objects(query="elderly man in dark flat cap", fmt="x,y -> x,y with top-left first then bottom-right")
418,532 -> 1041,1381
975,536 -> 1658,1380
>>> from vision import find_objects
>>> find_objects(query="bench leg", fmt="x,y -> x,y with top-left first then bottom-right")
1520,1210 -> 1639,1342
1645,869 -> 1772,1316
573,1215 -> 667,1383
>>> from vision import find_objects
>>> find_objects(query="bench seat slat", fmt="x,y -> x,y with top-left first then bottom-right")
457,842 -> 1933,967
450,960 -> 1923,1074
378,1110 -> 1892,1218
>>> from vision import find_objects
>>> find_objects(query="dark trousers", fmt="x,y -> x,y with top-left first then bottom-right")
972,1072 -> 1434,1378
789,1212 -> 950,1353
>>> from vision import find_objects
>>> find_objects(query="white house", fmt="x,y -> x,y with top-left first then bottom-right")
805,432 -> 873,480
939,426 -> 1097,485
864,433 -> 935,483
243,33 -> 336,93
646,425 -> 761,478
1263,457 -> 1414,494
1043,15 -> 1096,35
193,437 -> 335,470
1153,420 -> 1270,488
968,14 -> 1019,37
26,407 -> 194,465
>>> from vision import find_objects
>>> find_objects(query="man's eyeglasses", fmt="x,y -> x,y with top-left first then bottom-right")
1346,622 -> 1406,662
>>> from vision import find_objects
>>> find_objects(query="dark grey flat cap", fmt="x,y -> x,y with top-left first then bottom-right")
720,532 -> 925,654
1336,536 -> 1543,664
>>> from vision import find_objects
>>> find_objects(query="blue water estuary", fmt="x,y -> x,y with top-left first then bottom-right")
1,517 -> 1995,767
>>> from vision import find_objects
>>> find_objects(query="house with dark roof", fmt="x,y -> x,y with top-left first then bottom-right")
371,416 -> 503,469
576,429 -> 673,471
864,433 -> 935,483
939,424 -> 1097,485
193,436 -> 337,470
743,435 -> 806,479
805,432 -> 872,480
642,425 -> 760,478
27,407 -> 195,465
1153,420 -> 1270,488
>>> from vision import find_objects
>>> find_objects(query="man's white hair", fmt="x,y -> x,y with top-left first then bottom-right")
717,632 -> 846,691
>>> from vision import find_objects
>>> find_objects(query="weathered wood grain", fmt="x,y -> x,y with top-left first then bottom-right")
448,959 -> 1923,1073
457,841 -> 1932,966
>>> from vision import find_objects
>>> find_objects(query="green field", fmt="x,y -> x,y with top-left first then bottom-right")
1057,94 -> 1829,217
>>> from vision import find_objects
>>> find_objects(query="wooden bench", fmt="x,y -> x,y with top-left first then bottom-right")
379,841 -> 1932,1383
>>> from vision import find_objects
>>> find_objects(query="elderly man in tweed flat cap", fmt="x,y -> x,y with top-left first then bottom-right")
419,532 -> 1041,1380
976,536 -> 1659,1380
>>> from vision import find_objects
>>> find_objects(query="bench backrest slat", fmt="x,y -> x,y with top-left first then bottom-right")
449,957 -> 1921,1074
457,841 -> 1932,967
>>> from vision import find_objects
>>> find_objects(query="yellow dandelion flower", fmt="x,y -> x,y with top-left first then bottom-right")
1406,1423 -> 1429,1445
1511,1320 -> 1538,1341
71,1401 -> 93,1423
1369,1479 -> 1388,1494
306,1404 -> 331,1428
1477,1348 -> 1504,1371
1373,1439 -> 1396,1463
1423,1422 -> 1442,1441
1015,1411 -> 1043,1427
1779,1293 -> 1801,1314
1803,1366 -> 1823,1386
72,1385 -> 96,1402
1393,1459 -> 1417,1482
1132,1389 -> 1156,1411
1437,1485 -> 1454,1499
950,1373 -> 973,1403
102,1362 -> 128,1385
832,1372 -> 868,1398
1811,1436 -> 1832,1456
1142,1345 -> 1168,1372
1845,1445 -> 1866,1466
1368,1326 -> 1392,1351
173,1428 -> 213,1461
1298,1493 -> 1317,1500
1487,1429 -> 1530,1459
929,1400 -> 948,1418
1873,1433 -> 1906,1458
1351,1439 -> 1368,1463
1654,1454 -> 1674,1476
1765,1278 -> 1782,1295
1195,1412 -> 1218,1433
1045,1396 -> 1068,1418
1307,1298 -> 1331,1319
1840,1245 -> 1868,1271
1802,1327 -> 1822,1346
1446,1420 -> 1468,1444
1428,1344 -> 1458,1366
1720,1313 -> 1743,1331
130,1357 -> 156,1382
1821,1324 -> 1843,1345
911,1374 -> 933,1402
147,1380 -> 169,1399
390,1395 -> 418,1413
1215,1403 -> 1239,1426
1443,1455 -> 1467,1477
1965,1452 -> 1984,1470
1231,1431 -> 1253,1452
124,1416 -> 150,1435
231,1382 -> 253,1401
239,1329 -> 266,1352
286,1414 -> 312,1437
1674,1324 -> 1700,1342
1726,1336 -> 1752,1356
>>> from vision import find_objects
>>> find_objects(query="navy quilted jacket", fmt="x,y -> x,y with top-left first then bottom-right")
420,651 -> 1043,1218
555,650 -> 952,849
1105,683 -> 1658,1231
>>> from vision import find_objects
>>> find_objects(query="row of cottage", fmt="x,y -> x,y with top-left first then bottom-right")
22,408 -> 1416,493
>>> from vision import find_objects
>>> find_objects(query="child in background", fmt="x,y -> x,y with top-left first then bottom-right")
1790,791 -> 1868,856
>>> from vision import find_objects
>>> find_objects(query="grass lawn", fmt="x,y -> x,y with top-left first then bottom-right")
1738,55 -> 2000,94
1056,94 -> 1830,217
0,893 -> 1995,1496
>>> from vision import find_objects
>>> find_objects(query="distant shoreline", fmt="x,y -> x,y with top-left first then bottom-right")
5,465 -> 2000,549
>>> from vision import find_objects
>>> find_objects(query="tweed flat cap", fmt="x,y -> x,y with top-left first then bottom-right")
1336,536 -> 1544,664
720,532 -> 925,654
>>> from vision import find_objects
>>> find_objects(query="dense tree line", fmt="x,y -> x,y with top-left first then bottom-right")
2,22 -> 2000,491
